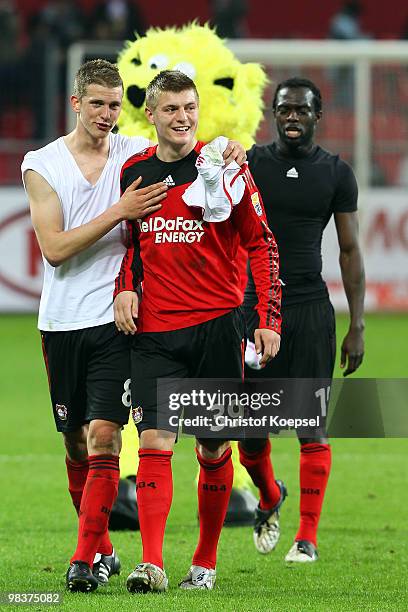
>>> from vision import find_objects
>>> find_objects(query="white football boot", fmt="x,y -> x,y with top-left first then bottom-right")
126,562 -> 168,593
285,540 -> 318,563
253,479 -> 287,554
179,565 -> 216,590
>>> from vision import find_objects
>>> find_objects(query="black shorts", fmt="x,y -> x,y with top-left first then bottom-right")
244,299 -> 336,380
244,300 -> 335,437
130,308 -> 246,434
41,322 -> 132,433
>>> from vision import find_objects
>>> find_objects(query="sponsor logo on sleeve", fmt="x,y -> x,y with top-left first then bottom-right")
251,192 -> 263,216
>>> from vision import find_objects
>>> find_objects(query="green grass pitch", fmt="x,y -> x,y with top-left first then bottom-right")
0,313 -> 407,611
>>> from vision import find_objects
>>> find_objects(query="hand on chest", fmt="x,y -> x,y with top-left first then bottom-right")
137,183 -> 207,246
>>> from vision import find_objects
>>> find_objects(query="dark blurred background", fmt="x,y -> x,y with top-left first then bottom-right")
1,0 -> 408,187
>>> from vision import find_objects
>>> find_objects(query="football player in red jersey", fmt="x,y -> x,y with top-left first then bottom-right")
114,69 -> 282,593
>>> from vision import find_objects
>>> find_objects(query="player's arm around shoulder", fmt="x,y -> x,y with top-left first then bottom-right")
222,139 -> 247,165
25,168 -> 130,267
24,170 -> 166,267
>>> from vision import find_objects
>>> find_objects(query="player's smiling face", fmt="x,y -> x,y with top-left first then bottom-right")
146,89 -> 199,153
73,83 -> 123,139
274,87 -> 321,152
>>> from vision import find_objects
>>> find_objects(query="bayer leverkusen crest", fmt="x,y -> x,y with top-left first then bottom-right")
132,406 -> 143,425
56,404 -> 67,420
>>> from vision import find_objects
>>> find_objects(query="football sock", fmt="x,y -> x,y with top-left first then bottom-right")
238,439 -> 281,510
193,447 -> 233,569
296,443 -> 332,547
97,530 -> 114,556
71,454 -> 119,566
137,449 -> 173,569
65,456 -> 113,556
65,456 -> 88,515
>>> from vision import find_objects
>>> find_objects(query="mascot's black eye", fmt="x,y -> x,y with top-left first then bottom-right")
213,77 -> 234,90
127,85 -> 146,108
131,56 -> 141,66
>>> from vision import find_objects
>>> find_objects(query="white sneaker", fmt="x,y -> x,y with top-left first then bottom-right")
285,540 -> 318,563
253,480 -> 287,554
126,562 -> 168,593
179,565 -> 216,590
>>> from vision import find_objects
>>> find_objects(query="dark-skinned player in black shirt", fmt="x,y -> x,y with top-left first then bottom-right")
239,77 -> 365,562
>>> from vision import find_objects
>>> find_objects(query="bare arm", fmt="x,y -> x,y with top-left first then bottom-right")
24,170 -> 167,267
334,210 -> 365,376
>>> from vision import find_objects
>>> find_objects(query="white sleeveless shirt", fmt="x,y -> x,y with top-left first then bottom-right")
21,133 -> 149,331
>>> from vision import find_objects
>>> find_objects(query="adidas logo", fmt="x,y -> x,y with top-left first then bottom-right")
286,167 -> 298,179
163,174 -> 175,187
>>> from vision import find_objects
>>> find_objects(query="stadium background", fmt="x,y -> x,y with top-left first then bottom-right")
0,1 -> 407,609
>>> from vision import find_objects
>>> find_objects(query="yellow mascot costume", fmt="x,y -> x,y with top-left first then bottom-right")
112,23 -> 267,529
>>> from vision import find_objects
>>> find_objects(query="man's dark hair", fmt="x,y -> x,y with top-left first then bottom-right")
146,70 -> 199,110
272,77 -> 322,113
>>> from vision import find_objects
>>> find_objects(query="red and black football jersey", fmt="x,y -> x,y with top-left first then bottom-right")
114,141 -> 281,334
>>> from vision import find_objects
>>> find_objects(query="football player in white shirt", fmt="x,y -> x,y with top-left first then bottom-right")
22,59 -> 168,593
22,59 -> 246,594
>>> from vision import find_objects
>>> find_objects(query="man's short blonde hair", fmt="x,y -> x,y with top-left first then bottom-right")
73,59 -> 123,99
146,70 -> 199,110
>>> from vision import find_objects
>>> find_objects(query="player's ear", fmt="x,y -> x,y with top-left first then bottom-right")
315,110 -> 322,123
145,106 -> 155,125
70,95 -> 81,114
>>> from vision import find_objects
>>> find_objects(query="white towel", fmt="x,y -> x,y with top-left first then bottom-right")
245,340 -> 262,370
182,136 -> 246,222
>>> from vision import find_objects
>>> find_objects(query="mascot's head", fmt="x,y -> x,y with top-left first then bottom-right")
117,23 -> 266,148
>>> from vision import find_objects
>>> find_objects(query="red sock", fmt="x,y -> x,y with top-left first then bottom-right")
193,447 -> 233,569
137,449 -> 173,569
65,456 -> 113,556
65,457 -> 88,515
97,531 -> 113,556
238,439 -> 280,510
296,443 -> 332,547
71,454 -> 119,566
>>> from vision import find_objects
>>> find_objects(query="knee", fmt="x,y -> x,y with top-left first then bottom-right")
63,426 -> 88,461
87,420 -> 122,455
139,429 -> 176,452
